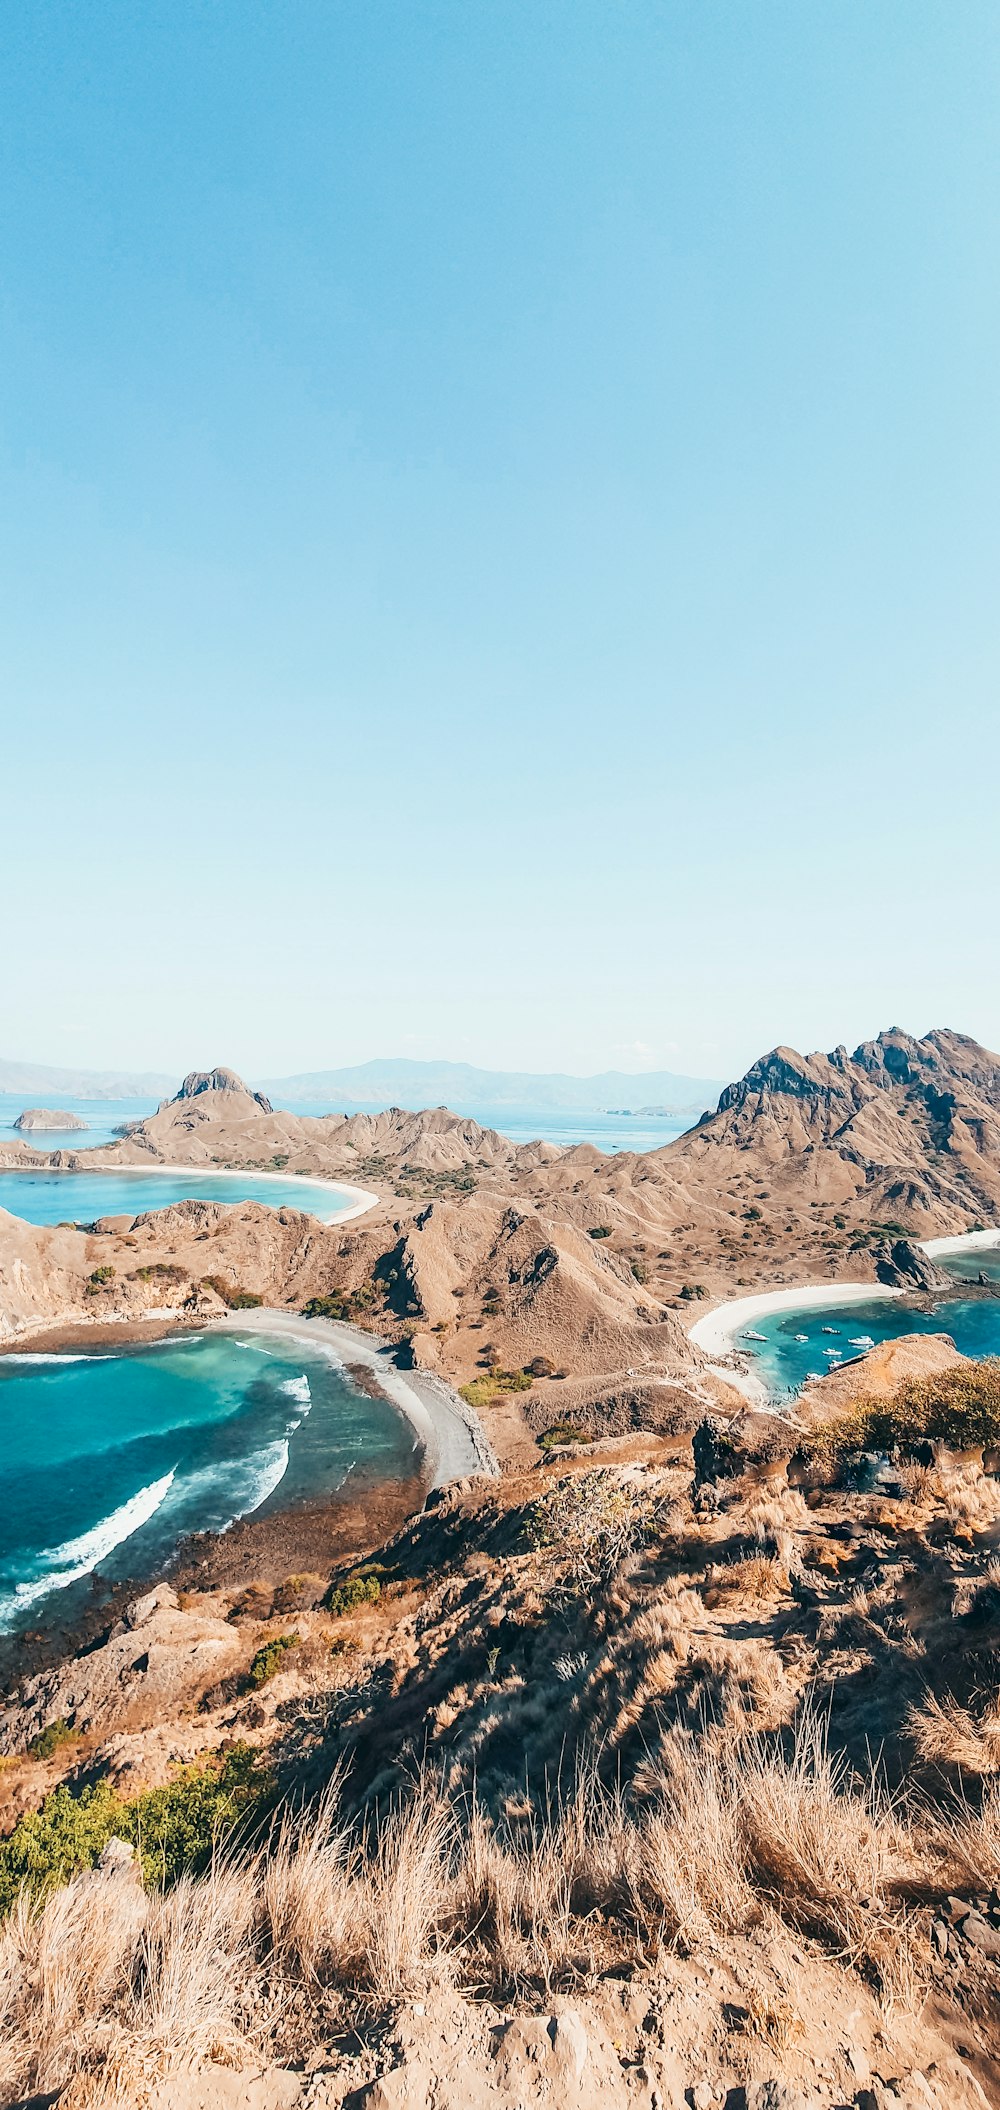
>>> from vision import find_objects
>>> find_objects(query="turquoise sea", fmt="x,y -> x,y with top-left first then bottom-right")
0,1330 -> 416,1633
740,1247 -> 1000,1399
0,1166 -> 359,1227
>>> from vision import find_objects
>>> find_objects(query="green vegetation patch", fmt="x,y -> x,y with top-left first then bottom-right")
325,1572 -> 382,1617
248,1633 -> 300,1686
460,1368 -> 532,1408
302,1283 -> 380,1322
84,1266 -> 116,1295
201,1275 -> 264,1309
0,1744 -> 269,1916
809,1359 -> 1000,1458
27,1718 -> 77,1761
537,1423 -> 591,1451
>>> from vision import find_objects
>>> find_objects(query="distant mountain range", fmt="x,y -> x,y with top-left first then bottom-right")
0,1055 -> 727,1117
0,1058 -> 177,1100
255,1059 -> 728,1116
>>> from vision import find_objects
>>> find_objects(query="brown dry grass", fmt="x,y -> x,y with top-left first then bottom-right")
908,1689 -> 1000,1777
0,1703 -> 965,2103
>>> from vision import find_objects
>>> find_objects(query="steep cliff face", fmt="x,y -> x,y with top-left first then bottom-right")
668,1027 -> 1000,1230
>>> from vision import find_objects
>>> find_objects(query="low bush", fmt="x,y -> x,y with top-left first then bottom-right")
325,1573 -> 381,1617
809,1360 -> 1000,1459
27,1719 -> 77,1761
529,1468 -> 664,1592
0,1744 -> 269,1915
459,1369 -> 532,1409
588,1225 -> 612,1240
201,1275 -> 264,1309
131,1262 -> 186,1284
84,1266 -> 115,1295
302,1284 -> 379,1321
537,1423 -> 590,1451
248,1634 -> 300,1686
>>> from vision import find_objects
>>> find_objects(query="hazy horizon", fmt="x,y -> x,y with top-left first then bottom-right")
4,5 -> 999,1072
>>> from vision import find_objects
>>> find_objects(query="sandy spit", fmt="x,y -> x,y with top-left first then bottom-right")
57,1160 -> 380,1226
204,1308 -> 498,1487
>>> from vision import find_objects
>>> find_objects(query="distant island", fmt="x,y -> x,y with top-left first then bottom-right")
13,1107 -> 88,1131
604,1104 -> 696,1117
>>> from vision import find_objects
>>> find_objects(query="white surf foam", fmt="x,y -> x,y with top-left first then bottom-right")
0,1469 -> 176,1624
280,1375 -> 311,1406
159,1440 -> 292,1537
3,1353 -> 114,1365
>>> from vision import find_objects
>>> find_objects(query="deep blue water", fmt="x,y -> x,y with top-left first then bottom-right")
742,1245 -> 1000,1399
0,1167 -> 360,1226
0,1330 -> 416,1632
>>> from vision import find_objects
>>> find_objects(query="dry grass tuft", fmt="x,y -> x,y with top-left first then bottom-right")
907,1689 -> 1000,1776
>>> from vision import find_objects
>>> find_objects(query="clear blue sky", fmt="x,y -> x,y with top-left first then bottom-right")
3,3 -> 999,1083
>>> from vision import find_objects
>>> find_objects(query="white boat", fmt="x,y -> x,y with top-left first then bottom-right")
742,1329 -> 767,1342
848,1335 -> 874,1348
821,1326 -> 839,1335
822,1348 -> 842,1358
794,1333 -> 808,1343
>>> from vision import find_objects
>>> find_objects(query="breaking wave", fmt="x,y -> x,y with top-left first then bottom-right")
0,1470 -> 176,1626
280,1374 -> 311,1408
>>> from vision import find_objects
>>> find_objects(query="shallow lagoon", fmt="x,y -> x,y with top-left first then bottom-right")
0,1166 -> 359,1226
741,1246 -> 1000,1398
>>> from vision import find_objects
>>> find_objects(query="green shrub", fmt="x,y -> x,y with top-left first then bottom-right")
460,1369 -> 532,1408
248,1633 -> 300,1686
809,1360 -> 1000,1459
0,1745 -> 268,1916
588,1226 -> 612,1240
679,1283 -> 708,1301
201,1275 -> 263,1309
27,1718 -> 77,1760
302,1283 -> 379,1321
84,1266 -> 116,1295
538,1424 -> 590,1451
132,1262 -> 186,1284
325,1573 -> 381,1617
302,1291 -> 351,1320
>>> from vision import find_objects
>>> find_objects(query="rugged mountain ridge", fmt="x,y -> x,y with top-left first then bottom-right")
671,1026 -> 1000,1225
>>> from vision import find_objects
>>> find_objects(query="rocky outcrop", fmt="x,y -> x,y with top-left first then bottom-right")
13,1108 -> 87,1130
872,1237 -> 952,1291
0,1584 -> 241,1753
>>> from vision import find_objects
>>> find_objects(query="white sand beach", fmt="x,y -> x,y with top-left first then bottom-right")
70,1161 -> 380,1225
206,1307 -> 497,1486
922,1226 -> 1000,1256
688,1281 -> 905,1358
